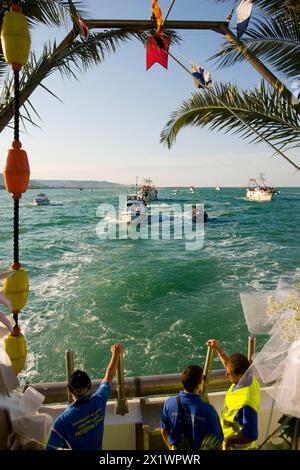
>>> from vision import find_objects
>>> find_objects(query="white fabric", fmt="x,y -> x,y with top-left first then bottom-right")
240,277 -> 300,418
0,343 -> 53,445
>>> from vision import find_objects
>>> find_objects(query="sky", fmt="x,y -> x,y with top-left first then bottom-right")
0,0 -> 299,186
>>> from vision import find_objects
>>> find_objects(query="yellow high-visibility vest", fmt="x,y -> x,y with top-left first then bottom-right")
220,376 -> 260,450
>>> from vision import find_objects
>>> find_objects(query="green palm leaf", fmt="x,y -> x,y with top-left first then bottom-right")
211,0 -> 300,18
0,1 -> 88,27
0,27 -> 179,132
160,82 -> 300,168
210,12 -> 300,79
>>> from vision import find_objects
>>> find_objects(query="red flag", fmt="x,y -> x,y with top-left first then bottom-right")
146,36 -> 171,70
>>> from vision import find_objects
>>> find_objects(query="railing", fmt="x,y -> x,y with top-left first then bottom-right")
23,369 -> 230,404
23,339 -> 256,405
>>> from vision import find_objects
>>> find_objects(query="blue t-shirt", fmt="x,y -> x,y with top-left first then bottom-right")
161,391 -> 223,448
46,381 -> 111,450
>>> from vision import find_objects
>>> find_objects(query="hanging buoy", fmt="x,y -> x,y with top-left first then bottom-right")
3,267 -> 29,313
3,140 -> 30,198
4,327 -> 27,375
0,3 -> 31,68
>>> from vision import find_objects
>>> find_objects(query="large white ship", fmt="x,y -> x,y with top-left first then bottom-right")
246,174 -> 276,201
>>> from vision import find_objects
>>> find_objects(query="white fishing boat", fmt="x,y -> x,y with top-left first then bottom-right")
32,193 -> 50,206
190,186 -> 195,193
215,185 -> 221,191
120,194 -> 147,223
246,174 -> 276,202
137,178 -> 158,203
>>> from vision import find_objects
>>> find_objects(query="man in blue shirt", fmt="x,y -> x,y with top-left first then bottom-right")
160,365 -> 223,450
46,343 -> 122,450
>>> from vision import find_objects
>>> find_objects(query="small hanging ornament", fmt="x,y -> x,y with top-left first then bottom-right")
3,139 -> 30,198
3,267 -> 29,314
1,3 -> 31,68
4,327 -> 27,375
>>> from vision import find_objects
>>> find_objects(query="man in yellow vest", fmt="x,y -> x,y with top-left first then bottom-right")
206,339 -> 260,450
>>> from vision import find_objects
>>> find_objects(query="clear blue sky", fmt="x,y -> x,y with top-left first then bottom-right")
0,0 -> 299,186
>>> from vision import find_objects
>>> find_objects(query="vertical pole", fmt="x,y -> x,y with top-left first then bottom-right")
65,349 -> 74,404
292,418 -> 300,450
247,335 -> 256,363
200,345 -> 215,402
115,352 -> 129,415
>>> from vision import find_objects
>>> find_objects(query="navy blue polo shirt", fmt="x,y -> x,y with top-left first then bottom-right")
46,381 -> 111,450
161,391 -> 223,448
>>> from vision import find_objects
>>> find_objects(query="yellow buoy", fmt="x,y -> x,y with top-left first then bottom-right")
3,268 -> 29,313
4,328 -> 27,375
0,4 -> 31,67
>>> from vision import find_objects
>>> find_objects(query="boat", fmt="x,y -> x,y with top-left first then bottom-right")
192,207 -> 208,223
190,186 -> 195,193
215,185 -> 221,191
137,178 -> 158,203
120,194 -> 147,223
245,174 -> 276,201
32,193 -> 50,206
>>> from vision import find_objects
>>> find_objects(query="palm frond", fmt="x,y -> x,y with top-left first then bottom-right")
160,82 -> 300,168
0,27 -> 179,131
210,12 -> 300,79
0,1 -> 89,28
211,0 -> 300,18
200,434 -> 222,450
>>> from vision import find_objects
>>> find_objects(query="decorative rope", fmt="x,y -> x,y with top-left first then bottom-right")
226,0 -> 239,23
14,70 -> 20,141
13,198 -> 19,264
13,68 -> 20,264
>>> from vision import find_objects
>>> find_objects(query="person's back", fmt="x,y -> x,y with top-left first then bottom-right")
161,391 -> 223,449
47,381 -> 110,450
46,343 -> 122,450
160,365 -> 223,450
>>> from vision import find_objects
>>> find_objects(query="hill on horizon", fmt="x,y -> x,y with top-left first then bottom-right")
0,174 -> 122,189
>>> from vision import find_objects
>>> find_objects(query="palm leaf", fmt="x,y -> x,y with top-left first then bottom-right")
0,1 -> 89,27
0,27 -> 179,131
200,434 -> 222,450
211,0 -> 300,18
210,12 -> 300,79
160,82 -> 300,168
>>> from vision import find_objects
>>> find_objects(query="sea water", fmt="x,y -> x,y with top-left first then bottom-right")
0,187 -> 299,384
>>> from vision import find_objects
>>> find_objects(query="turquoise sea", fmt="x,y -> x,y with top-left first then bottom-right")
0,187 -> 299,384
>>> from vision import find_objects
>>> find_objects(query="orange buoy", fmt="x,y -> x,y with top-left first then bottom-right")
3,140 -> 30,198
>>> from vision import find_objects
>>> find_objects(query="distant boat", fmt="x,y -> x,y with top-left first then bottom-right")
137,178 -> 158,203
120,194 -> 147,223
33,193 -> 50,206
215,185 -> 221,191
190,186 -> 195,193
192,206 -> 208,223
245,174 -> 276,201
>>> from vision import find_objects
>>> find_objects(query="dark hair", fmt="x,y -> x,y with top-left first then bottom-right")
68,369 -> 91,395
227,353 -> 250,376
181,365 -> 203,392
